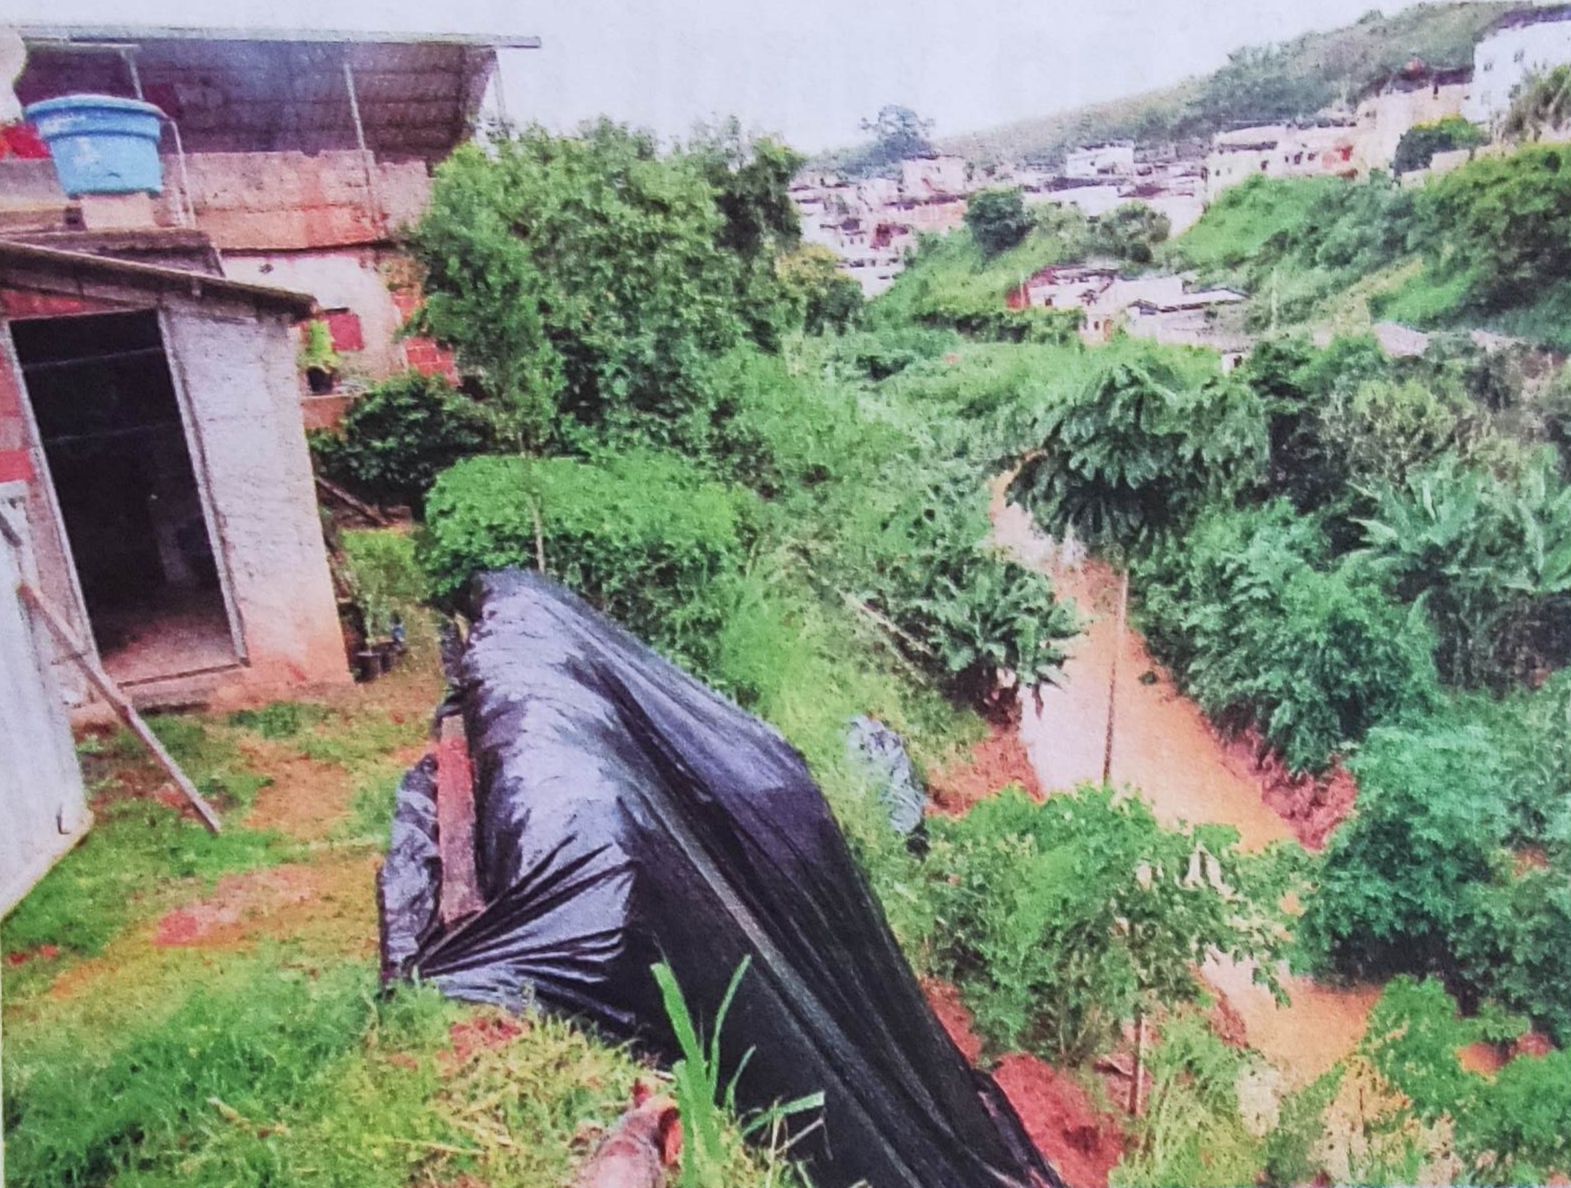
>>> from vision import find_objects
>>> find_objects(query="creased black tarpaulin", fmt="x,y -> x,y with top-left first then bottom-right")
378,569 -> 1062,1188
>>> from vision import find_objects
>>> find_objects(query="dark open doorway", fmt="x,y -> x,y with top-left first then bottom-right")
11,310 -> 238,684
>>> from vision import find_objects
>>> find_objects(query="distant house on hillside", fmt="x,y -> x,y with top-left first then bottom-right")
1203,121 -> 1358,202
1065,140 -> 1135,180
899,153 -> 970,197
1354,60 -> 1473,173
1466,5 -> 1571,129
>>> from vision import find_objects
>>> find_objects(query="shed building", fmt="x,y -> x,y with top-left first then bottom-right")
0,240 -> 349,712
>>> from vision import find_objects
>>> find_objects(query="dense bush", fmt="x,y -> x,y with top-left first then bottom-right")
1392,116 -> 1485,175
411,122 -> 768,450
1009,342 -> 1268,548
774,245 -> 863,335
1138,501 -> 1438,771
1089,201 -> 1170,265
1302,723 -> 1507,980
1356,449 -> 1571,686
1420,146 -> 1571,316
310,371 -> 494,508
835,466 -> 1078,711
1361,977 -> 1571,1185
964,188 -> 1035,257
423,453 -> 752,670
927,786 -> 1296,1064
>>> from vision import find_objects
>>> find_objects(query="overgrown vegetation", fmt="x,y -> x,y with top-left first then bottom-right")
925,785 -> 1298,1064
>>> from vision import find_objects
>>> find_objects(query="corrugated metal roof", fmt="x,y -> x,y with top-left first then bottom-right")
15,28 -> 537,163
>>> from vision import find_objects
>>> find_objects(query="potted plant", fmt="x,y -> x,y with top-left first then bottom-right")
298,319 -> 341,394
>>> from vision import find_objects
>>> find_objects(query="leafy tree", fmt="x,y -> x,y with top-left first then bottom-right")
410,122 -> 749,451
1502,64 -> 1571,143
775,245 -> 863,335
1090,202 -> 1171,264
688,120 -> 806,350
309,371 -> 494,510
858,104 -> 934,165
927,785 -> 1298,1063
1392,115 -> 1485,174
1009,344 -> 1268,548
964,188 -> 1034,257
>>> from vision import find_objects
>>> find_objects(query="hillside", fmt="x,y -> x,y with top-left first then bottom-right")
937,1 -> 1513,165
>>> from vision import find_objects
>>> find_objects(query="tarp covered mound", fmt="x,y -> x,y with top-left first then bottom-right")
379,570 -> 1061,1188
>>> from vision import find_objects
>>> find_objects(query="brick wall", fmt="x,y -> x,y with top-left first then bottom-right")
185,151 -> 433,252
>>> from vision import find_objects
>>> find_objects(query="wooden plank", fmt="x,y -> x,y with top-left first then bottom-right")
435,713 -> 484,923
17,581 -> 224,833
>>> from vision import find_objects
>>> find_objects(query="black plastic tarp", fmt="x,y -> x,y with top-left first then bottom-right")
379,570 -> 1060,1188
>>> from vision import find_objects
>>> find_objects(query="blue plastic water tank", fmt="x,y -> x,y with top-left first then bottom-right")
24,95 -> 165,197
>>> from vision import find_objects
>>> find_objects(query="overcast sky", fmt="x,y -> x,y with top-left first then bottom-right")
2,0 -> 1434,151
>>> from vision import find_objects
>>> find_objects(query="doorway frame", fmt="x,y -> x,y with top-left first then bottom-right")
3,303 -> 249,680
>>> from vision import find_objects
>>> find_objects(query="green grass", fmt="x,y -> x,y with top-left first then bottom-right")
3,948 -> 805,1188
227,701 -> 331,740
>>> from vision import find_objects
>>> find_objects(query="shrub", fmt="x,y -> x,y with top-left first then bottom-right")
1355,449 -> 1571,687
339,528 -> 428,639
1302,724 -> 1507,982
1009,342 -> 1267,548
423,452 -> 752,671
310,370 -> 493,509
833,467 -> 1078,711
964,188 -> 1034,257
1392,116 -> 1485,175
775,244 -> 863,335
1420,146 -> 1571,315
1138,501 -> 1438,771
926,785 -> 1296,1064
1360,976 -> 1571,1185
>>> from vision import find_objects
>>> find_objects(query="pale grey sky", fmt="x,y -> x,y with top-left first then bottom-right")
1,0 -> 1433,151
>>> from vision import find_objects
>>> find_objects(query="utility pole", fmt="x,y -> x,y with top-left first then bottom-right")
1102,569 -> 1130,786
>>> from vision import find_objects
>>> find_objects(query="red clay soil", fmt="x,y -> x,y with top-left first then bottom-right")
922,977 -> 983,1063
927,723 -> 1044,818
1226,729 -> 1359,851
922,979 -> 1125,1188
994,1055 -> 1126,1188
446,1012 -> 527,1068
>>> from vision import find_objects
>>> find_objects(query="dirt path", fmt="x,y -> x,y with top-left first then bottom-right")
990,488 -> 1377,1088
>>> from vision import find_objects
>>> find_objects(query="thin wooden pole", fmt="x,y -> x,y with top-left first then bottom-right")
1128,1008 -> 1146,1116
1102,568 -> 1130,786
18,582 -> 223,833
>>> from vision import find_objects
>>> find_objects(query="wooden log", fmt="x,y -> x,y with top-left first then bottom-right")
17,581 -> 224,833
314,475 -> 390,526
435,713 -> 485,923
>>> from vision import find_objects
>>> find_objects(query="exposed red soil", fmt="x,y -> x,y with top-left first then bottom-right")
446,1011 -> 528,1068
927,723 -> 1043,817
994,1054 -> 1127,1188
151,854 -> 379,951
923,978 -> 1125,1188
5,944 -> 60,967
922,977 -> 983,1063
1458,1041 -> 1509,1076
1206,983 -> 1252,1049
1511,1029 -> 1556,1059
1227,729 -> 1359,851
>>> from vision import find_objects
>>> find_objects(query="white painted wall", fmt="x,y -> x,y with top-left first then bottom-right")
0,484 -> 90,915
1467,16 -> 1571,128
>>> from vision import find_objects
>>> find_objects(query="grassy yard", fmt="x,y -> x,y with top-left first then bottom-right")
1,621 -> 792,1188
